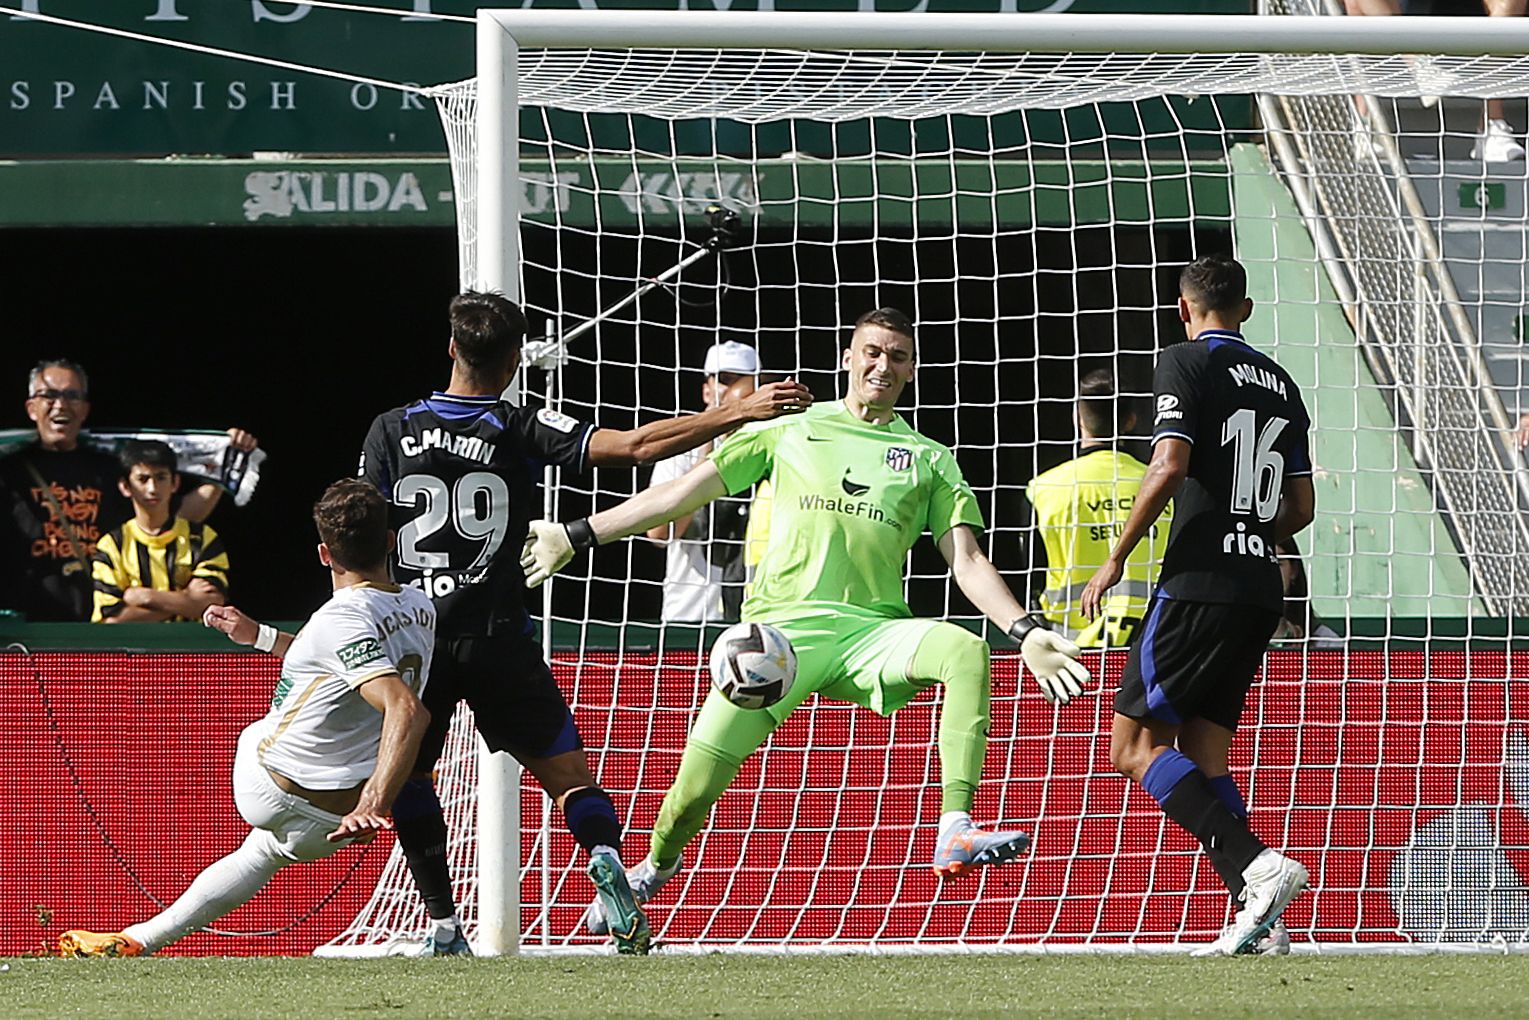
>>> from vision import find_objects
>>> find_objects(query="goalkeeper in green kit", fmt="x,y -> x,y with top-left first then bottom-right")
521,309 -> 1091,924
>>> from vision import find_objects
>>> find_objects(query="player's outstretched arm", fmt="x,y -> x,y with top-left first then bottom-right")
584,379 -> 812,468
202,604 -> 293,658
330,673 -> 430,843
1079,437 -> 1188,621
522,460 -> 730,587
938,524 -> 1091,705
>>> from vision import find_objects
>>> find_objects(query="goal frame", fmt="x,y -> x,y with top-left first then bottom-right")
468,10 -> 1529,957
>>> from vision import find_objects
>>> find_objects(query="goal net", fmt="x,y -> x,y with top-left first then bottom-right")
321,12 -> 1529,955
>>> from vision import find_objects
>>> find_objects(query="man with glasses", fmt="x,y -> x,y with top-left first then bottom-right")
0,359 -> 258,621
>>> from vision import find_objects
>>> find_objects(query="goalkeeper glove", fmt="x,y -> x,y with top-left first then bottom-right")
521,518 -> 596,588
1009,616 -> 1091,705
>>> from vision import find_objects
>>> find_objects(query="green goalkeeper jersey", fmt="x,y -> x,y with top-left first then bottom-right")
709,400 -> 983,622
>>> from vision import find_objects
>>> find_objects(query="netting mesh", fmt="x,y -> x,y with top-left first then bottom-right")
1261,1 -> 1529,615
319,35 -> 1529,954
509,49 -> 1529,120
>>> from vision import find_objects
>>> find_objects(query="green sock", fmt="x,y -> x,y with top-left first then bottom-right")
649,742 -> 744,870
650,688 -> 783,869
908,627 -> 992,814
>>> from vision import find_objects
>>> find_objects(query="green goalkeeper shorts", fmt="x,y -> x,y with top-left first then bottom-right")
686,611 -> 983,767
755,612 -> 948,718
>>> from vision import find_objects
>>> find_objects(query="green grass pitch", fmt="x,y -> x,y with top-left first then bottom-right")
7,954 -> 1529,1019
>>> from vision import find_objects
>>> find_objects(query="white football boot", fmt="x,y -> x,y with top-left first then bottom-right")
1225,850 -> 1309,956
1190,918 -> 1290,957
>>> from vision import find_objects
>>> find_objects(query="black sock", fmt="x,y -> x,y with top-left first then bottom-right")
1142,750 -> 1265,879
393,777 -> 456,920
1206,774 -> 1249,900
562,787 -> 622,855
1207,845 -> 1249,900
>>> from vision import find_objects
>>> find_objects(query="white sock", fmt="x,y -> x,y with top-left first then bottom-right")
431,914 -> 462,941
123,829 -> 287,953
591,844 -> 621,865
939,811 -> 972,838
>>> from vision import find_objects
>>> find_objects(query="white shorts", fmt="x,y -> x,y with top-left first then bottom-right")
232,724 -> 347,863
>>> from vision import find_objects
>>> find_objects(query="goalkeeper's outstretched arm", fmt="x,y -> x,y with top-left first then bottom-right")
937,525 -> 1092,705
522,460 -> 730,587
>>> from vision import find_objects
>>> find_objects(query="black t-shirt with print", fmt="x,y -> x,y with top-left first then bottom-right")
0,443 -> 132,621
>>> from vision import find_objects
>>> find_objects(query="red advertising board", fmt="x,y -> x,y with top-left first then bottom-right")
3,649 -> 1526,955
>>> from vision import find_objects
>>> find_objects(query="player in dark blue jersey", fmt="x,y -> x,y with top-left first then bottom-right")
1080,256 -> 1317,957
360,292 -> 810,955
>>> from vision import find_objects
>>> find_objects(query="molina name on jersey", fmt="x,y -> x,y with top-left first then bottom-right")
360,393 -> 595,637
253,582 -> 436,790
1151,328 -> 1312,613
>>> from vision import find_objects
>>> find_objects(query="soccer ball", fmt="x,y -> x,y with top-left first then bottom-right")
708,622 -> 796,711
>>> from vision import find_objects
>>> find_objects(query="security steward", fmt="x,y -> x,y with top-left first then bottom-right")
1024,368 -> 1170,647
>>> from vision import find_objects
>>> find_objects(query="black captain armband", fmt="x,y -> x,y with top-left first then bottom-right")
1007,616 -> 1050,644
565,518 -> 597,551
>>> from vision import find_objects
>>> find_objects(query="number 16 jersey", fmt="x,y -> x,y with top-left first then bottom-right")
1150,329 -> 1312,613
359,392 -> 595,638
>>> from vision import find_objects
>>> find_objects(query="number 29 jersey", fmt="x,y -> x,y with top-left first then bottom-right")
359,392 -> 595,638
1151,329 -> 1312,613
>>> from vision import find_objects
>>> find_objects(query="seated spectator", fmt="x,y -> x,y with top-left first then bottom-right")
1344,0 -> 1526,162
92,440 -> 229,623
0,358 -> 257,621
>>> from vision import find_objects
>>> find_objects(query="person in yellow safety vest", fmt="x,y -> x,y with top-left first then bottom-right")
1024,368 -> 1170,647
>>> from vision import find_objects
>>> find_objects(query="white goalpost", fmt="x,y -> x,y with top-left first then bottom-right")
319,11 -> 1529,956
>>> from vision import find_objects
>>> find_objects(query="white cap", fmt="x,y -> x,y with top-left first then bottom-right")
702,341 -> 759,377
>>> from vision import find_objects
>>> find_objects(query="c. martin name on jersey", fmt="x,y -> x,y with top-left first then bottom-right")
399,427 -> 496,465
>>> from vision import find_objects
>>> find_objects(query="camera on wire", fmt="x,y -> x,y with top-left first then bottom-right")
703,203 -> 742,251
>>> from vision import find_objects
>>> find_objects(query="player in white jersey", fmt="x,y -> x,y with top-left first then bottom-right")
58,479 -> 434,957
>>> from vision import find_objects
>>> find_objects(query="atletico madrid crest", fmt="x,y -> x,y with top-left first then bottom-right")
885,447 -> 912,472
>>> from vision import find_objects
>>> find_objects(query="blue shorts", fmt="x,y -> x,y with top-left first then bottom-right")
1114,596 -> 1280,731
416,632 -> 580,770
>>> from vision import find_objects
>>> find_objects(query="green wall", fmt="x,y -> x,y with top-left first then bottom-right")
1230,143 -> 1481,618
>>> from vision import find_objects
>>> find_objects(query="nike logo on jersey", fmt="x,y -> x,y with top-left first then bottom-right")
841,470 -> 871,497
806,434 -> 832,442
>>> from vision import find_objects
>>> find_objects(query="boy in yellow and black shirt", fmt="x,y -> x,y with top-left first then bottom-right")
91,440 -> 229,623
